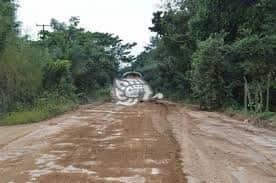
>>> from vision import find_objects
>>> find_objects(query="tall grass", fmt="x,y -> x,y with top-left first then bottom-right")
0,94 -> 77,125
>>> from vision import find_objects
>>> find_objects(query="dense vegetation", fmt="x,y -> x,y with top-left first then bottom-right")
0,0 -> 275,125
133,0 -> 276,116
0,0 -> 134,124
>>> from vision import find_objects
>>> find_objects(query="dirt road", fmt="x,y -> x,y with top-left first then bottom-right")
0,102 -> 275,183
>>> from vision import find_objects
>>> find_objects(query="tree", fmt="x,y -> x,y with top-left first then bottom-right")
136,0 -> 276,112
42,18 -> 136,95
191,35 -> 227,109
147,8 -> 196,99
0,0 -> 19,53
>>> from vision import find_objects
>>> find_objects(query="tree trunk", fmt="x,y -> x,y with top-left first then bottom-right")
248,86 -> 253,111
244,77 -> 248,112
266,73 -> 271,112
259,83 -> 263,113
244,77 -> 253,111
0,89 -> 7,114
255,86 -> 259,113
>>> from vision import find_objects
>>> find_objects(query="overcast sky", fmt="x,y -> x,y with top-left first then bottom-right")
16,0 -> 160,55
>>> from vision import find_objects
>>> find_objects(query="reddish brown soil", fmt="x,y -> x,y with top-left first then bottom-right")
0,102 -> 275,183
0,103 -> 186,183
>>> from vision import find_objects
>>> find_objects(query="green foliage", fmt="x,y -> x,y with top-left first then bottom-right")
42,59 -> 76,97
143,8 -> 196,98
1,0 -> 275,127
191,35 -> 227,109
0,4 -> 134,125
0,0 -> 18,52
43,18 -> 135,94
0,93 -> 77,125
0,38 -> 50,113
257,111 -> 276,121
90,88 -> 112,102
135,0 -> 276,111
225,107 -> 276,125
231,34 -> 276,79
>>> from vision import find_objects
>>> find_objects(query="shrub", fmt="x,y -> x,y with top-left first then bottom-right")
191,35 -> 227,109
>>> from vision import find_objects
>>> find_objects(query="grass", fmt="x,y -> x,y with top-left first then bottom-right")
0,89 -> 111,126
0,98 -> 78,126
87,88 -> 111,103
225,107 -> 276,127
257,111 -> 276,120
272,117 -> 276,126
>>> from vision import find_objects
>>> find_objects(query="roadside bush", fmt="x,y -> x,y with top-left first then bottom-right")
42,59 -> 76,96
191,35 -> 227,109
0,38 -> 50,113
86,87 -> 112,102
0,92 -> 77,125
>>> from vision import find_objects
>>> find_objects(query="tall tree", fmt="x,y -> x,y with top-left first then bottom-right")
0,0 -> 18,53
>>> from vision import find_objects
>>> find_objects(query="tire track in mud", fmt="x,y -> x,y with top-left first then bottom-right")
2,101 -> 275,183
0,103 -> 186,183
167,104 -> 276,183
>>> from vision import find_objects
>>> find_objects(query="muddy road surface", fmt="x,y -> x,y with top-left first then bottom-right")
0,102 -> 275,183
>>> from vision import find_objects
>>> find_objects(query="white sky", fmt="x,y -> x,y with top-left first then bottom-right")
16,0 -> 160,55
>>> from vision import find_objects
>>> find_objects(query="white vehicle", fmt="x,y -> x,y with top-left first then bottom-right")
112,71 -> 162,106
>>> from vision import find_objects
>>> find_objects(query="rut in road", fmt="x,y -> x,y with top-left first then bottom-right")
0,103 -> 186,183
0,102 -> 276,183
167,104 -> 276,183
